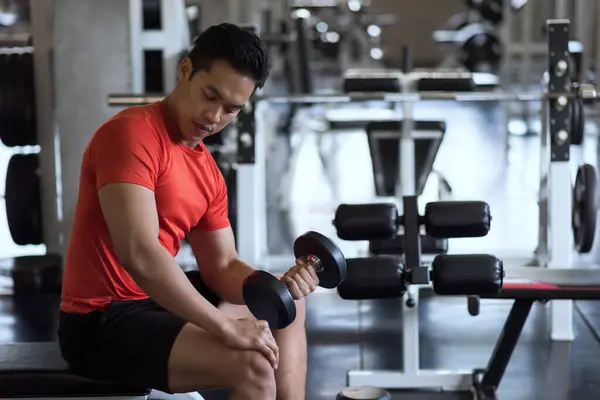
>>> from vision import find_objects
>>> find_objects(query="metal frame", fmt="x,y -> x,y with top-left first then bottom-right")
128,0 -> 189,94
347,195 -> 473,392
546,19 -> 574,341
472,300 -> 534,400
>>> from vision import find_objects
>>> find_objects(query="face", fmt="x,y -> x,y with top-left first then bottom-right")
172,58 -> 256,144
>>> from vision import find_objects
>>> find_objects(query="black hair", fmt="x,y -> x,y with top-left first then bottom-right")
187,23 -> 271,89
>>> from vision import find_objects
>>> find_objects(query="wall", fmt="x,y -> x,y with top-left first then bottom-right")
53,0 -> 131,255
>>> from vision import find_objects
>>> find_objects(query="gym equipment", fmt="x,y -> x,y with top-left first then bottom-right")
456,23 -> 502,73
109,78 -> 596,104
337,253 -> 502,300
468,0 -> 503,25
469,267 -> 600,399
570,90 -> 584,145
5,153 -> 43,246
333,201 -> 491,241
365,120 -> 446,198
336,386 -> 391,400
0,342 -> 217,400
243,231 -> 347,329
368,234 -> 448,256
337,195 -> 504,392
572,163 -> 597,253
0,48 -> 37,147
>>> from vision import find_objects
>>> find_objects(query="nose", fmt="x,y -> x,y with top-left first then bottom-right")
204,105 -> 222,125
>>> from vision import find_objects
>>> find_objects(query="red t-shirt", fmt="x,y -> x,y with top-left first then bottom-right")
60,102 -> 230,314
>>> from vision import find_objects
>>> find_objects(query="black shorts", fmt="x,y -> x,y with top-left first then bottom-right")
57,271 -> 221,393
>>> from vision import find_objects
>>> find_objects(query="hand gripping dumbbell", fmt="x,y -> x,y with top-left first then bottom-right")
243,231 -> 347,329
332,200 -> 492,241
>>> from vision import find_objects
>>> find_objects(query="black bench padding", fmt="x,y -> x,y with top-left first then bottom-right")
365,120 -> 446,197
0,342 -> 150,397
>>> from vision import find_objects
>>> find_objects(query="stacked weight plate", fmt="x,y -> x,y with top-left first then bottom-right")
1,47 -> 41,246
0,48 -> 37,147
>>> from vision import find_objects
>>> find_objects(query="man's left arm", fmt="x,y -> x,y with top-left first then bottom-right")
188,166 -> 318,305
187,225 -> 253,305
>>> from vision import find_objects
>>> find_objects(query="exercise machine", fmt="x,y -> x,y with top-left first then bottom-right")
331,198 -> 600,397
333,197 -> 501,391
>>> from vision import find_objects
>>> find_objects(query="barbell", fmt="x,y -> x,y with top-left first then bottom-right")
107,84 -> 597,107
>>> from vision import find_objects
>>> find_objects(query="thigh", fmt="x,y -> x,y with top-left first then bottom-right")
218,301 -> 256,319
59,299 -> 186,392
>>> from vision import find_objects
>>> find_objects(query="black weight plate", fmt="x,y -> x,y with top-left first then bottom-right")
3,53 -> 22,147
243,270 -> 296,329
570,96 -> 584,145
478,0 -> 503,25
12,52 -> 26,142
294,231 -> 347,288
20,51 -> 37,146
0,53 -> 8,145
5,153 -> 43,246
572,164 -> 597,253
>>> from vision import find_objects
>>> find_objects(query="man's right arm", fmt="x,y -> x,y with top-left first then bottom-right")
91,116 -> 232,335
98,183 -> 230,335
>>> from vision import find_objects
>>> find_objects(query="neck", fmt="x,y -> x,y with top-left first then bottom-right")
162,95 -> 200,149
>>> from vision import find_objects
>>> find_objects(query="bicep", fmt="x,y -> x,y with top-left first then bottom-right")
187,226 -> 237,276
98,183 -> 160,264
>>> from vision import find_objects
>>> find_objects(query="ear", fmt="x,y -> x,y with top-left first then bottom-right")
177,57 -> 193,81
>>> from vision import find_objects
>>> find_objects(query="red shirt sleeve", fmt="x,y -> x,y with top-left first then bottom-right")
90,115 -> 163,191
196,161 -> 231,231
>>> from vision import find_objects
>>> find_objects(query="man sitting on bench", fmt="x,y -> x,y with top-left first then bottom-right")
58,24 -> 317,400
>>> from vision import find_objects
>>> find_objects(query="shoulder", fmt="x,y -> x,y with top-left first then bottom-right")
91,103 -> 166,149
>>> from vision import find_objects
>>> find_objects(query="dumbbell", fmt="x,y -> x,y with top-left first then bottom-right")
243,231 -> 347,329
333,201 -> 491,241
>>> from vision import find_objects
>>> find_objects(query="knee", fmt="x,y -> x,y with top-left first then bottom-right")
237,351 -> 276,395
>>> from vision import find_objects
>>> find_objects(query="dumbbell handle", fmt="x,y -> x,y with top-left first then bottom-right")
304,254 -> 323,273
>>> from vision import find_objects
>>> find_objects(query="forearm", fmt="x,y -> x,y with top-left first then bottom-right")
208,258 -> 256,305
125,244 -> 230,334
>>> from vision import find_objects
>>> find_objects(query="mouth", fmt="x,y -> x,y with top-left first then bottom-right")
192,122 -> 213,137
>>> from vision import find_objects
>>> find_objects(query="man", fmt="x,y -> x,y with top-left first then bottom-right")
58,23 -> 317,400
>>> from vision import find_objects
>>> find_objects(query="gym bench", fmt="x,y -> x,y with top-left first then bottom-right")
344,267 -> 600,398
472,268 -> 600,400
0,342 -> 216,400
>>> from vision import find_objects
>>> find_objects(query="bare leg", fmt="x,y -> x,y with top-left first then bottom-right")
167,323 -> 276,400
220,297 -> 307,400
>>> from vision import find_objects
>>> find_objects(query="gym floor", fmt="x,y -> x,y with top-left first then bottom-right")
2,93 -> 600,399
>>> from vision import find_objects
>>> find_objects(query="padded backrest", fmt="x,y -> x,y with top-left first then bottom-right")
342,69 -> 402,93
365,120 -> 446,197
